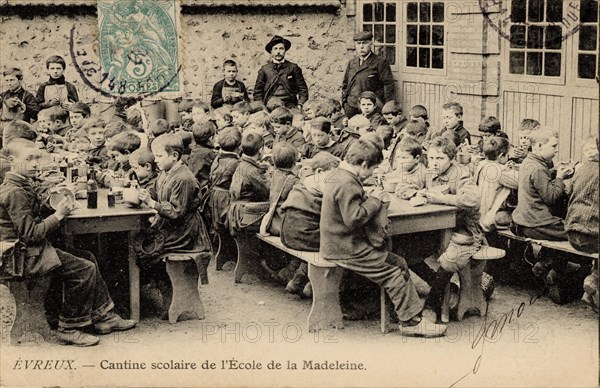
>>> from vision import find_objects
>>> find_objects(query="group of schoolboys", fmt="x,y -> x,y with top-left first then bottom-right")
1,53 -> 597,347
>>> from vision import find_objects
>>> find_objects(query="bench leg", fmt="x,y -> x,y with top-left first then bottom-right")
456,260 -> 487,321
307,264 -> 344,332
165,260 -> 205,324
128,231 -> 140,322
233,235 -> 262,283
441,284 -> 451,323
7,277 -> 52,345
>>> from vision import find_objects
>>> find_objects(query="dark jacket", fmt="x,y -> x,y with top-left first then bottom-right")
208,151 -> 240,233
513,153 -> 566,228
1,86 -> 39,123
229,156 -> 270,202
273,126 -> 305,152
253,61 -> 309,107
152,161 -> 210,254
319,167 -> 382,260
36,76 -> 79,109
342,52 -> 395,109
210,79 -> 250,109
0,173 -> 61,277
186,145 -> 217,189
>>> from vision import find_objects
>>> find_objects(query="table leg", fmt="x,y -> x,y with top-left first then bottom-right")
440,228 -> 453,255
127,231 -> 140,322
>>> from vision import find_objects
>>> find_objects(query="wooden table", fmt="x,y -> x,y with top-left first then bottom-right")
60,189 -> 156,321
387,197 -> 456,246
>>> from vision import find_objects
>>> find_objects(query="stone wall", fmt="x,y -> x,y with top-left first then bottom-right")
0,6 -> 350,107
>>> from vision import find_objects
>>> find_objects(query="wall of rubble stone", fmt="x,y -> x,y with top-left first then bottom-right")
0,6 -> 352,106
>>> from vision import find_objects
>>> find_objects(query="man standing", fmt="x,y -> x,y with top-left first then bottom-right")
342,31 -> 395,118
254,35 -> 309,111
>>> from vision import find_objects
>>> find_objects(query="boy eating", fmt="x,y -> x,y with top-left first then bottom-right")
320,138 -> 447,337
211,60 -> 250,109
0,139 -> 136,346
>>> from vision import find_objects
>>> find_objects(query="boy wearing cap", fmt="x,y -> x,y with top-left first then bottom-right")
253,35 -> 309,111
342,31 -> 395,119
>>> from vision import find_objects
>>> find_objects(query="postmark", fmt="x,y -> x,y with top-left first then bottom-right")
478,0 -> 582,47
70,0 -> 182,100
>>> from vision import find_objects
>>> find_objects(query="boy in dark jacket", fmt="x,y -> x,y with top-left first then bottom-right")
0,139 -> 136,346
280,152 -> 339,297
211,60 -> 250,109
186,121 -> 217,189
36,55 -> 79,110
320,138 -> 446,337
1,67 -> 39,125
209,128 -> 241,269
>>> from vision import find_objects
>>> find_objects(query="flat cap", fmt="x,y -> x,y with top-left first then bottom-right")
353,31 -> 373,41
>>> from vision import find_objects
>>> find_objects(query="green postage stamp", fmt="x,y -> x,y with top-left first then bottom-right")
97,0 -> 181,97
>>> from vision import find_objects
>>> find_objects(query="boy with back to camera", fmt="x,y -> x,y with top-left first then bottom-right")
0,139 -> 136,346
320,138 -> 447,337
36,55 -> 79,110
211,60 -> 250,109
208,127 -> 242,270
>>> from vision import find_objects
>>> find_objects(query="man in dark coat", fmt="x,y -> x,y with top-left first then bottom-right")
342,31 -> 396,118
253,35 -> 309,111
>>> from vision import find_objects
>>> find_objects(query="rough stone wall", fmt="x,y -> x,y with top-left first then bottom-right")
0,7 -> 350,108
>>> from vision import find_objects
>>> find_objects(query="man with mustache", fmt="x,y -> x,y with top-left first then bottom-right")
253,35 -> 309,112
342,31 -> 395,119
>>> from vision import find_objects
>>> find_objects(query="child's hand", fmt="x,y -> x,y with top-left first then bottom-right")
45,142 -> 55,153
61,101 -> 73,110
556,165 -> 574,180
423,190 -> 445,204
342,117 -> 348,128
53,197 -> 74,220
138,188 -> 155,207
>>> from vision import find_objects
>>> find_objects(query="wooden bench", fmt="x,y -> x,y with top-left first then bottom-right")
496,229 -> 598,261
254,234 -> 390,334
441,246 -> 506,322
0,239 -> 52,345
159,253 -> 206,324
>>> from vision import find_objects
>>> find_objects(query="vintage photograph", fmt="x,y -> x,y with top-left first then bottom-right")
0,0 -> 598,387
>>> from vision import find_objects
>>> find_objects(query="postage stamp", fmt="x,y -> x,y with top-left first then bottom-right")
478,0 -> 582,46
96,0 -> 181,97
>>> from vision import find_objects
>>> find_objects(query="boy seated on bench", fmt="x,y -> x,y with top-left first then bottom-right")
0,139 -> 136,346
279,151 -> 340,297
401,137 -> 482,323
511,127 -> 584,303
320,138 -> 447,337
139,134 -> 213,288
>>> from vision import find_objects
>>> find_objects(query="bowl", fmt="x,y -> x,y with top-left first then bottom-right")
49,188 -> 76,210
122,187 -> 141,207
382,178 -> 400,193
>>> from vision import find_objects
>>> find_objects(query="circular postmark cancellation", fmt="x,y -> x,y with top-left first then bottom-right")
69,0 -> 182,101
478,0 -> 582,47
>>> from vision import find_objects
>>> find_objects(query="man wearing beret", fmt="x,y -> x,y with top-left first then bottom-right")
254,35 -> 309,111
342,31 -> 396,118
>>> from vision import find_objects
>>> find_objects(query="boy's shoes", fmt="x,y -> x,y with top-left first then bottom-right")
302,282 -> 313,299
420,308 -> 438,324
532,261 -> 550,278
221,261 -> 236,271
399,316 -> 447,338
57,329 -> 100,347
285,280 -> 302,295
94,312 -> 137,335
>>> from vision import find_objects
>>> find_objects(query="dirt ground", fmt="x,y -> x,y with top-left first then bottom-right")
1,257 -> 598,388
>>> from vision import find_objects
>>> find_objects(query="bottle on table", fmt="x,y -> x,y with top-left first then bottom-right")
87,178 -> 98,209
